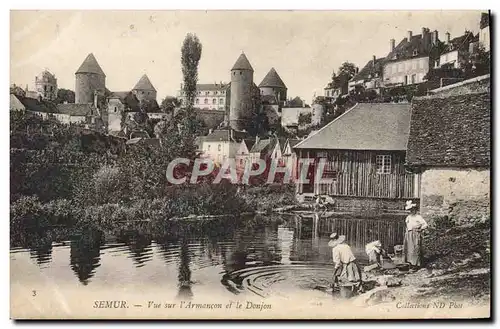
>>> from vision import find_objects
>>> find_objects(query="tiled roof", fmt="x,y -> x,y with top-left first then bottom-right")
258,68 -> 287,89
287,138 -> 301,149
444,31 -> 475,53
387,32 -> 434,62
133,74 -> 156,91
204,129 -> 234,142
294,103 -> 411,150
56,103 -> 93,116
75,53 -> 106,76
250,139 -> 272,153
231,53 -> 254,71
352,57 -> 386,82
406,92 -> 490,167
196,83 -> 229,91
11,95 -> 58,113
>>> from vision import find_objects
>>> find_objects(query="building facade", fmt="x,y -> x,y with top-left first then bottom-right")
258,68 -> 287,105
406,91 -> 490,224
293,103 -> 420,203
132,74 -> 157,103
35,70 -> 58,101
177,83 -> 230,111
75,53 -> 106,104
229,53 -> 255,131
479,12 -> 490,52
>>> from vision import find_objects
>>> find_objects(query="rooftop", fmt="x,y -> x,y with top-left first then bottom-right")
231,53 -> 254,72
406,92 -> 490,167
133,74 -> 156,91
258,68 -> 287,89
294,102 -> 412,151
351,57 -> 386,82
75,53 -> 106,76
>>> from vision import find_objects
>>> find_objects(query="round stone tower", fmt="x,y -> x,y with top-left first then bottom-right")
258,67 -> 287,104
75,53 -> 106,104
230,53 -> 254,131
35,70 -> 58,101
132,74 -> 157,103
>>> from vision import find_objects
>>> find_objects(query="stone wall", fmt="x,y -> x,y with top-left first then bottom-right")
429,75 -> 490,97
420,167 -> 490,224
75,73 -> 105,104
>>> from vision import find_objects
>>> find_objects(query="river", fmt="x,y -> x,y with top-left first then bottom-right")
10,213 -> 406,318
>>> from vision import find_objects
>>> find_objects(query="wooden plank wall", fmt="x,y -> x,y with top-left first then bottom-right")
298,149 -> 420,199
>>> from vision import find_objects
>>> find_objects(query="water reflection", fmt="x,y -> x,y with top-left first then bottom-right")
69,229 -> 103,286
118,232 -> 153,268
11,214 -> 406,296
176,238 -> 193,300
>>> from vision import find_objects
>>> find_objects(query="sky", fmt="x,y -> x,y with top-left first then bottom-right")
10,10 -> 485,103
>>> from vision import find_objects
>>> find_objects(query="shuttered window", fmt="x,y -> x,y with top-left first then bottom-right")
376,155 -> 392,174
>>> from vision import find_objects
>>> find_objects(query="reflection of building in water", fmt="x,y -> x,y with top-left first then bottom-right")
176,238 -> 193,300
277,225 -> 294,265
312,213 -> 320,250
69,229 -> 103,285
318,218 -> 405,254
119,233 -> 153,268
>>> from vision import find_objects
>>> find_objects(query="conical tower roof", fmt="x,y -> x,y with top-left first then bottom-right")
231,53 -> 254,72
258,68 -> 287,89
75,53 -> 106,76
133,74 -> 156,91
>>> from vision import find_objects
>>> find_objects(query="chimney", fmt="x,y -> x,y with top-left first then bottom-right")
255,135 -> 260,144
431,30 -> 439,46
445,32 -> 450,44
372,55 -> 376,65
407,31 -> 413,41
390,39 -> 395,52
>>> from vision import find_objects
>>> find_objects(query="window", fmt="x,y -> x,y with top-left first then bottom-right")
240,72 -> 242,75
44,85 -> 47,91
398,63 -> 404,72
205,91 -> 209,95
218,144 -> 221,151
219,98 -> 224,104
208,145 -> 211,151
404,76 -> 408,85
376,155 -> 391,174
142,91 -> 144,94
412,61 -> 417,70
213,98 -> 217,104
204,98 -> 208,104
412,49 -> 418,56
114,107 -> 117,112
411,74 -> 416,84
196,99 -> 199,104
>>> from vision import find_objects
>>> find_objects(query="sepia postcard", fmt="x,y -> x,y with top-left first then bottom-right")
9,9 -> 491,320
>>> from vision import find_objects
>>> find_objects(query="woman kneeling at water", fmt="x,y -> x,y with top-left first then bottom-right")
403,200 -> 428,271
329,233 -> 363,293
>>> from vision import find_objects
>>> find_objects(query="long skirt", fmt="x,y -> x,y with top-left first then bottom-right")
403,230 -> 423,267
333,261 -> 362,284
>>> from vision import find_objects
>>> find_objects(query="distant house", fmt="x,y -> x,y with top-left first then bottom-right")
201,129 -> 242,165
349,55 -> 386,93
383,28 -> 440,87
177,83 -> 230,112
249,138 -> 276,163
10,94 -> 93,125
293,103 -> 420,201
235,138 -> 256,170
406,91 -> 490,223
283,138 -> 301,179
439,31 -> 477,69
281,107 -> 313,131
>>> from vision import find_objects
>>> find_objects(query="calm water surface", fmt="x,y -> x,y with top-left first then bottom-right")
10,214 -> 405,300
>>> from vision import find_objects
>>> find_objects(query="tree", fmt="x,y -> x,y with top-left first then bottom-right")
181,34 -> 203,110
337,62 -> 358,81
161,96 -> 180,113
55,89 -> 75,104
298,112 -> 312,126
181,33 -> 203,136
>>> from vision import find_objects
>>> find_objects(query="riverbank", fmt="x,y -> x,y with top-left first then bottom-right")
356,218 -> 491,311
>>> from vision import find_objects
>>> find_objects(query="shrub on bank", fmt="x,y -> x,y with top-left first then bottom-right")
240,184 -> 297,212
10,196 -> 79,229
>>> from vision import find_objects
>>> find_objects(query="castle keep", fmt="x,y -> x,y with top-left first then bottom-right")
75,53 -> 106,104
